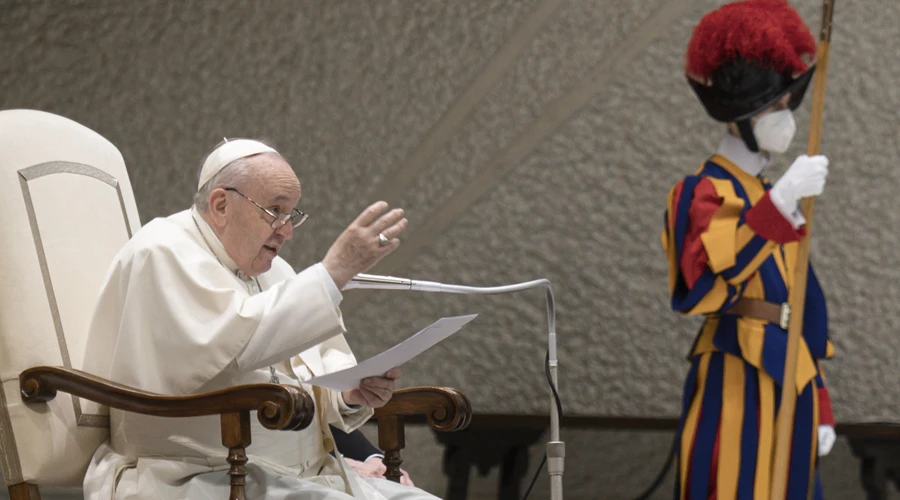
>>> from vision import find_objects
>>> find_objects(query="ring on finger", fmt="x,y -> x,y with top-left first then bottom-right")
378,233 -> 390,247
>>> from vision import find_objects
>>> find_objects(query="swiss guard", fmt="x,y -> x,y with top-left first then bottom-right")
661,1 -> 836,498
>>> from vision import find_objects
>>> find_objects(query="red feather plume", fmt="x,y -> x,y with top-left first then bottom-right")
686,0 -> 816,80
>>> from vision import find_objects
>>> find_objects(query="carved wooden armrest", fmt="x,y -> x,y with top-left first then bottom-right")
20,366 -> 313,431
20,365 -> 316,500
373,386 -> 471,482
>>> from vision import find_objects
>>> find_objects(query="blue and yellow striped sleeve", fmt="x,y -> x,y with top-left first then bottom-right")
662,176 -> 803,316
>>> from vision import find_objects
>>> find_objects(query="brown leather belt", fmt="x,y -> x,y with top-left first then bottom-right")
725,298 -> 792,329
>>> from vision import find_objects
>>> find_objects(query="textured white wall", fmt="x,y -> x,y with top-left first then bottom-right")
2,0 -> 898,498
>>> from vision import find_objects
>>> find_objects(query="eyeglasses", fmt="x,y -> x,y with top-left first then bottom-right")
224,188 -> 309,229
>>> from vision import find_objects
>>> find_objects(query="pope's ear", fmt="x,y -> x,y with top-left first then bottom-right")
207,189 -> 229,226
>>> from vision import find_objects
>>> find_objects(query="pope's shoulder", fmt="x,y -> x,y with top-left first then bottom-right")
114,209 -> 198,262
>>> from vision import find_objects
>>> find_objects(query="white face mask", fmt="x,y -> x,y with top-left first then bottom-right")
752,109 -> 796,154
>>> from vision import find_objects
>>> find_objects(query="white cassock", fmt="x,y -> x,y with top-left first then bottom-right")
80,207 -> 439,500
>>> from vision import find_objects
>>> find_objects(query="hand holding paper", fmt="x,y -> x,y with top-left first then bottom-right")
309,314 -> 478,392
341,367 -> 402,408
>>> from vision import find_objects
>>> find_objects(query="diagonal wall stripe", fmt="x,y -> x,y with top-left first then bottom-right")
366,0 -> 568,205
355,0 -> 696,290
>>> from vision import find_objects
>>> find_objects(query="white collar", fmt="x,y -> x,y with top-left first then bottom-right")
190,207 -> 242,276
715,132 -> 771,177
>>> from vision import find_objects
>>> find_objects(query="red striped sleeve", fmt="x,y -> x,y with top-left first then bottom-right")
744,192 -> 806,244
674,178 -> 722,289
818,386 -> 835,427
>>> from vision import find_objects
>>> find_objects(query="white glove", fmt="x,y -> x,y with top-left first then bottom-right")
818,424 -> 836,456
769,154 -> 830,228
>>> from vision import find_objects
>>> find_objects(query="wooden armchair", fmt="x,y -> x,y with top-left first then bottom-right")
0,109 -> 470,499
375,387 -> 472,482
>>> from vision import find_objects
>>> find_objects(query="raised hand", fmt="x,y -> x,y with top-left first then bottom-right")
322,201 -> 408,289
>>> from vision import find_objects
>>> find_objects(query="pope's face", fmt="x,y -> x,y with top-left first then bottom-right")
219,155 -> 301,277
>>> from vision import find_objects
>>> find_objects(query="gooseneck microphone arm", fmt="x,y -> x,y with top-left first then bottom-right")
344,273 -> 564,500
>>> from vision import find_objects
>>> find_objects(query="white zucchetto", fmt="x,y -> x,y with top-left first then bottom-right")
197,139 -> 277,189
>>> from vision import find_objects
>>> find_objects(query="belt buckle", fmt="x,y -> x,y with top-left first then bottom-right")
779,303 -> 792,329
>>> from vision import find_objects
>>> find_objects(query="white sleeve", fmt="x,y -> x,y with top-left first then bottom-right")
313,262 -> 343,307
337,393 -> 364,415
235,263 -> 345,371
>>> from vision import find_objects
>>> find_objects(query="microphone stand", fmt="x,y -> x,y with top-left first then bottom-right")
345,275 -> 564,500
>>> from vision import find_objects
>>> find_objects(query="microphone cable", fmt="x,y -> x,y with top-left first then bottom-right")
521,351 -> 563,500
519,349 -> 678,500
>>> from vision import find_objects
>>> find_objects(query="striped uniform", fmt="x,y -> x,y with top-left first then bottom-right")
662,155 -> 835,500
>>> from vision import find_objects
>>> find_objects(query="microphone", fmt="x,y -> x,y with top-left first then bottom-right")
344,272 -> 565,500
343,273 -> 444,292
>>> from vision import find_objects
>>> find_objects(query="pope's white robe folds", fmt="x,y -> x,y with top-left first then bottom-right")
80,208 -> 438,500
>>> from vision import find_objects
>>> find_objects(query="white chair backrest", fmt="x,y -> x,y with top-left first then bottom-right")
0,109 -> 141,487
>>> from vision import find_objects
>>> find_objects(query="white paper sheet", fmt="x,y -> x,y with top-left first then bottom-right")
307,314 -> 478,391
